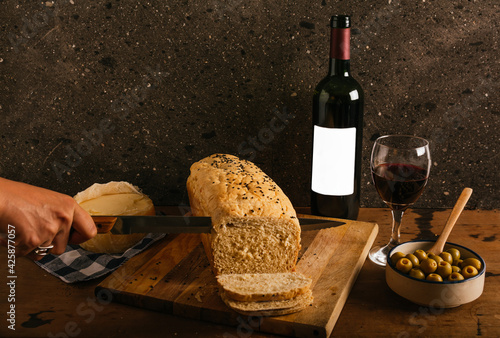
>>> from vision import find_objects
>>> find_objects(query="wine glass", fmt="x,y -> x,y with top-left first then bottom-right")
368,135 -> 431,266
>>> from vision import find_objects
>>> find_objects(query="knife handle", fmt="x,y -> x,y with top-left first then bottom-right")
92,216 -> 117,233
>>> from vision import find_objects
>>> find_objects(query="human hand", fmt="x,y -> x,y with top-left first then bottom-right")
0,178 -> 97,260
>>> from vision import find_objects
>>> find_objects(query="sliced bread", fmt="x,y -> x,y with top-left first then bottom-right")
216,272 -> 312,302
220,289 -> 314,317
208,215 -> 301,275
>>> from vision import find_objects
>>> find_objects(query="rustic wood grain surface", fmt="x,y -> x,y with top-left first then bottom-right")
0,208 -> 498,337
94,215 -> 377,337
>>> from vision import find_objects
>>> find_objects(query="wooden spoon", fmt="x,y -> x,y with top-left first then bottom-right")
427,187 -> 473,255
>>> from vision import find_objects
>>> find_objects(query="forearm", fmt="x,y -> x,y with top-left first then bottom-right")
0,177 -> 15,233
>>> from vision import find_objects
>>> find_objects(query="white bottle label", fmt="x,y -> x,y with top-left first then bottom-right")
311,126 -> 356,196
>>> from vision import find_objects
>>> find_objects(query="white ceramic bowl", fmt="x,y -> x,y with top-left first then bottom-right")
386,240 -> 485,308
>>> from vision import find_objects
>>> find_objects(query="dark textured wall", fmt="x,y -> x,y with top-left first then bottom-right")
1,0 -> 498,210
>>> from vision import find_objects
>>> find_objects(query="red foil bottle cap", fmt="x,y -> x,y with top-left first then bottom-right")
330,15 -> 351,60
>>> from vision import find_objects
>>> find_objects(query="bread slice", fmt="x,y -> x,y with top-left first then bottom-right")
208,215 -> 301,275
220,289 -> 314,317
217,272 -> 312,302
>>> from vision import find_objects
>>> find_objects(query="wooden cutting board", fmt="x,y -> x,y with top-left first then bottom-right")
95,216 -> 378,337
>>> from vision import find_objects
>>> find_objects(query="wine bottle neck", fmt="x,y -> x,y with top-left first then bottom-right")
329,58 -> 351,77
329,27 -> 351,77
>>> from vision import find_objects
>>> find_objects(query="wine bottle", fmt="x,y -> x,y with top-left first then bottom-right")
311,15 -> 364,220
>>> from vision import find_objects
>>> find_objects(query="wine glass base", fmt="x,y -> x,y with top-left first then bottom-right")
369,244 -> 394,267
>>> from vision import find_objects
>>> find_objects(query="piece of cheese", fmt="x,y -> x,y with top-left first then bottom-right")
79,193 -> 153,216
75,181 -> 155,253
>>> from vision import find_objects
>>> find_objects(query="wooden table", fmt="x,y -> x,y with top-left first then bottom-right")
1,208 -> 498,337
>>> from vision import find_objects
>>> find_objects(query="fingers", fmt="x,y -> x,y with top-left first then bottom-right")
28,201 -> 95,257
13,231 -> 53,259
50,230 -> 69,255
28,207 -> 89,257
68,205 -> 97,245
12,215 -> 71,259
46,199 -> 93,253
29,241 -> 54,261
14,214 -> 70,257
14,233 -> 42,258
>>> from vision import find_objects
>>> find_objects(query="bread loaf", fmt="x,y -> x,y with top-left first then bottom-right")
216,272 -> 312,302
186,154 -> 301,275
74,181 -> 155,253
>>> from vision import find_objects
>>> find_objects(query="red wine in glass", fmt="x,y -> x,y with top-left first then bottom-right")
368,135 -> 431,267
372,163 -> 429,211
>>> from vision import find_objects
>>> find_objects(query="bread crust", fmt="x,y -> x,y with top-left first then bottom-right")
186,154 -> 301,275
187,154 -> 299,221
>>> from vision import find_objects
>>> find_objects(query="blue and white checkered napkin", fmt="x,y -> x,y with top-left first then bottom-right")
35,233 -> 165,283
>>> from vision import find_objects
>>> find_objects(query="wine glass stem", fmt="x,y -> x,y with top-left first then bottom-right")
389,209 -> 405,248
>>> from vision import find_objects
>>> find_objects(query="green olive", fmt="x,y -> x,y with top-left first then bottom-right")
451,265 -> 461,274
391,252 -> 406,266
409,268 -> 426,280
436,261 -> 452,279
413,249 -> 427,262
439,251 -> 453,265
420,258 -> 438,274
427,253 -> 443,265
446,248 -> 461,263
426,273 -> 443,282
448,272 -> 465,282
396,258 -> 413,273
405,253 -> 420,268
461,258 -> 482,271
462,265 -> 479,279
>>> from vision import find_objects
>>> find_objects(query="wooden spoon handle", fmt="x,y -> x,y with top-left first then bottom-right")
428,188 -> 473,255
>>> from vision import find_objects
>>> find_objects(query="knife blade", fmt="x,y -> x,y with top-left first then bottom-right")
91,215 -> 345,234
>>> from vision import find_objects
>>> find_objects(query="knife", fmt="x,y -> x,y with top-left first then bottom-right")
91,215 -> 345,234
